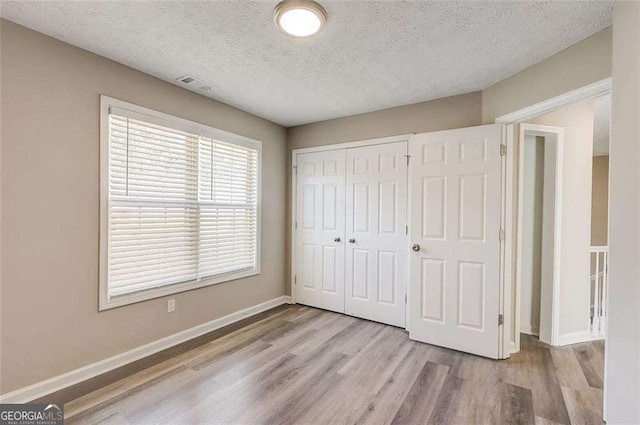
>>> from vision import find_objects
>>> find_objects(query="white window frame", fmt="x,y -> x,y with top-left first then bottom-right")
99,95 -> 262,310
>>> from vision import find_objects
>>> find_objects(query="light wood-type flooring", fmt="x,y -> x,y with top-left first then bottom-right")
65,304 -> 604,425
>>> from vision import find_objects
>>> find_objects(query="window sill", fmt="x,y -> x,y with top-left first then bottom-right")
98,267 -> 260,311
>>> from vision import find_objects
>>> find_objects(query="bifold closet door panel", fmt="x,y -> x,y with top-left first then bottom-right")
345,142 -> 408,328
295,149 -> 346,313
408,124 -> 503,359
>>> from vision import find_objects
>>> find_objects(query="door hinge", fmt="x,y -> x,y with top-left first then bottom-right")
500,144 -> 507,156
498,314 -> 504,326
499,229 -> 505,241
294,275 -> 297,284
295,221 -> 298,230
405,294 -> 407,304
404,154 -> 411,166
405,225 -> 409,235
293,165 -> 298,174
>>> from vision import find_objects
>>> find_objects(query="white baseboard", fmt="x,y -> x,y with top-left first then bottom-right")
556,330 -> 593,346
520,324 -> 540,336
0,295 -> 292,404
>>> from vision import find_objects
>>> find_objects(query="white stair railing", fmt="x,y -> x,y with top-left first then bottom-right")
590,246 -> 608,337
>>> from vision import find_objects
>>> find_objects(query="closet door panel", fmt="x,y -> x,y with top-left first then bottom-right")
345,142 -> 408,327
295,150 -> 346,312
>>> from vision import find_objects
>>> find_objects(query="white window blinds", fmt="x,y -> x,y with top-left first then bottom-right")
105,108 -> 260,302
198,138 -> 259,278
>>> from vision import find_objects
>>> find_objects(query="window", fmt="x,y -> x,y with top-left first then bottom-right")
99,96 -> 261,310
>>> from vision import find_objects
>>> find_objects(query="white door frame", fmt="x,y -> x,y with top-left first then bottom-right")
496,77 -> 612,355
515,124 -> 564,351
291,134 -> 413,326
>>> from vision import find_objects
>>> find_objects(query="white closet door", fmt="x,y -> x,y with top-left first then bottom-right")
345,142 -> 408,327
408,125 -> 502,359
295,150 -> 346,312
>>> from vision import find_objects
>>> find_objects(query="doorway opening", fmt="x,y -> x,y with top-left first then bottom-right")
513,94 -> 611,351
516,124 -> 563,349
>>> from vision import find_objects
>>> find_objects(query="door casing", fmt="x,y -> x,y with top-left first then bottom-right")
496,77 -> 612,357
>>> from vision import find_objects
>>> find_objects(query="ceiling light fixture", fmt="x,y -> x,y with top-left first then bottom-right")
274,0 -> 327,38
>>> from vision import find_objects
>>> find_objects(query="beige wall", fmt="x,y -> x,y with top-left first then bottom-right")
527,99 -> 595,337
482,27 -> 612,124
605,1 -> 640,422
0,20 -> 287,394
590,155 -> 609,246
288,92 -> 482,149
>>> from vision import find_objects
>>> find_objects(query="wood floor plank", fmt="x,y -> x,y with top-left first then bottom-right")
514,336 -> 572,425
323,318 -> 386,356
560,385 -> 604,425
189,339 -> 272,372
177,353 -> 304,424
500,383 -> 536,425
289,340 -> 414,425
355,342 -> 434,425
572,343 -> 604,389
426,373 -> 465,424
534,416 -> 566,425
592,339 -> 605,355
261,353 -> 351,425
338,326 -> 414,394
390,361 -> 449,425
62,308 -> 604,425
549,345 -> 591,390
149,352 -> 300,424
67,365 -> 197,425
451,375 -> 502,424
291,375 -> 373,425
290,313 -> 357,356
233,344 -> 352,424
64,357 -> 186,418
431,346 -> 501,385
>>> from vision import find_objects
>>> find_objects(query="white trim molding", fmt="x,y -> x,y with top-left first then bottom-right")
556,330 -> 594,346
520,324 -> 540,337
515,124 -> 564,350
292,134 -> 413,156
0,296 -> 292,404
495,78 -> 612,124
495,79 -> 611,354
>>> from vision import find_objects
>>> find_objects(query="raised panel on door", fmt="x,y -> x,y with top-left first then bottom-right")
409,125 -> 502,359
345,142 -> 408,327
295,150 -> 346,313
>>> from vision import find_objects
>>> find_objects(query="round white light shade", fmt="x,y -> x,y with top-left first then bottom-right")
274,0 -> 327,37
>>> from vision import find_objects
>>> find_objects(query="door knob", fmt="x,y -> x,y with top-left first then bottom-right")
349,238 -> 356,244
412,244 -> 421,252
334,237 -> 341,242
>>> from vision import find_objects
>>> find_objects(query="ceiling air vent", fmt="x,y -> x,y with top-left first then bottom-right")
176,75 -> 213,93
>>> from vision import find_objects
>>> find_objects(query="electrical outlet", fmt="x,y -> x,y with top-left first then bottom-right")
167,299 -> 175,313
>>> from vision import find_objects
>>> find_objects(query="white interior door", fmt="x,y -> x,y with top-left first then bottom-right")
295,150 -> 346,312
408,125 -> 503,358
345,142 -> 408,327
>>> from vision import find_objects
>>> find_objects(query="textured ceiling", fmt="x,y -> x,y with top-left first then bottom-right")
1,1 -> 612,127
593,95 -> 610,156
